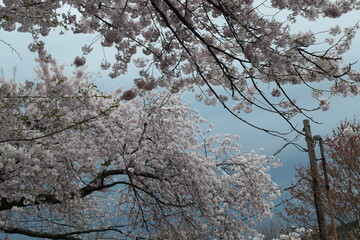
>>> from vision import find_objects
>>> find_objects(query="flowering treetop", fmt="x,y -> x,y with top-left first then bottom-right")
0,50 -> 280,239
1,0 -> 359,135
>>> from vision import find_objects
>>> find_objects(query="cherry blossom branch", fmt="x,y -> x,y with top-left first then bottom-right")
150,0 -> 295,139
0,168 -> 191,211
2,227 -> 80,240
2,226 -> 128,240
0,38 -> 23,60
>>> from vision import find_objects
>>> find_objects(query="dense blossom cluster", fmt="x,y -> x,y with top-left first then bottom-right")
1,0 -> 359,132
0,57 -> 279,239
252,227 -> 306,240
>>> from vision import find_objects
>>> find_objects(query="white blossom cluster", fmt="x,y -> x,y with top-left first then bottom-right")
252,227 -> 307,240
0,56 -> 280,239
0,0 -> 359,126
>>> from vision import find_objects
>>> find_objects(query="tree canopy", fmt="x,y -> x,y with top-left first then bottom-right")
1,0 -> 359,134
1,1 -> 360,239
0,52 -> 280,239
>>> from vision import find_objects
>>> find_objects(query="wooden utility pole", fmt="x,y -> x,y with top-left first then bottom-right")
314,135 -> 338,240
303,120 -> 329,240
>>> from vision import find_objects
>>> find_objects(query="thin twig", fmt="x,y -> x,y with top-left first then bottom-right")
0,39 -> 23,60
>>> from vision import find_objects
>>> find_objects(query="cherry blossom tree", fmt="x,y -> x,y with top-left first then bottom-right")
0,48 -> 281,239
1,1 -> 360,239
283,120 -> 360,239
1,0 -> 360,135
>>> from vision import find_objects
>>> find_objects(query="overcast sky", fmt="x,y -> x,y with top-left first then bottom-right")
0,4 -> 359,223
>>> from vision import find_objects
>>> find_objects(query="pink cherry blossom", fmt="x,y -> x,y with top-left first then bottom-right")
0,58 -> 280,239
0,0 -> 360,238
0,0 -> 357,135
